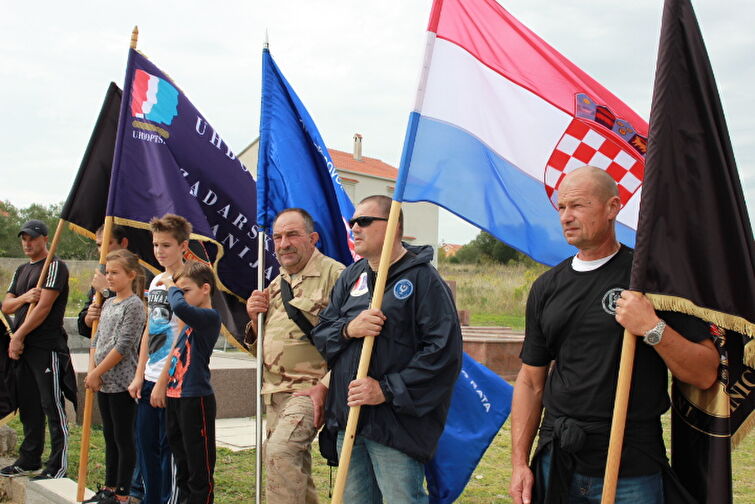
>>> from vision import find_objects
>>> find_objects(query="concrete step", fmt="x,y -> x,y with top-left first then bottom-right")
25,478 -> 93,504
69,351 -> 258,425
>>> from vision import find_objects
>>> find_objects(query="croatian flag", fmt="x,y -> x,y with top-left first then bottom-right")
394,0 -> 648,266
257,47 -> 356,265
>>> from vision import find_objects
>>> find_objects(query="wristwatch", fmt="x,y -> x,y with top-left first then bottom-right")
101,288 -> 113,299
643,319 -> 666,346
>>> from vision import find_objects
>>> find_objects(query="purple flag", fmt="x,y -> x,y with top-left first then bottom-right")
108,48 -> 277,302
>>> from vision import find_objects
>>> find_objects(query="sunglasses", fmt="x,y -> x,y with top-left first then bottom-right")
348,216 -> 389,228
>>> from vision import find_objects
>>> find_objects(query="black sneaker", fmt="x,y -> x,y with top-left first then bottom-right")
83,488 -> 115,504
0,464 -> 39,477
31,470 -> 66,481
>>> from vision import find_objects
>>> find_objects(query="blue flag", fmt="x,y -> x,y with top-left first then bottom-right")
108,48 -> 278,304
257,47 -> 356,265
426,353 -> 513,503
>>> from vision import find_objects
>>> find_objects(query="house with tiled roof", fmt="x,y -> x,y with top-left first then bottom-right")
238,134 -> 439,252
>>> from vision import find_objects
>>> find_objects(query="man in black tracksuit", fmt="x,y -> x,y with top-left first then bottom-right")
1,220 -> 75,479
313,195 -> 462,504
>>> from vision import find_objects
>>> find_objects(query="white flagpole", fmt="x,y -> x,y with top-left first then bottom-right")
255,231 -> 265,504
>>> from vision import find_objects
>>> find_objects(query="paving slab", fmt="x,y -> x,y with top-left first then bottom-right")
215,417 -> 265,452
25,477 -> 93,504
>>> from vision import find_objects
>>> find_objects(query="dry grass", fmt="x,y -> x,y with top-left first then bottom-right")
439,262 -> 547,328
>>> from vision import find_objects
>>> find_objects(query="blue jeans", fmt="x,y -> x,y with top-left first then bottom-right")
539,451 -> 663,503
337,431 -> 427,504
136,381 -> 175,504
129,431 -> 145,500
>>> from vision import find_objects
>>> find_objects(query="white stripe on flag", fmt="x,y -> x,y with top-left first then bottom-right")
419,38 -> 572,181
143,75 -> 160,115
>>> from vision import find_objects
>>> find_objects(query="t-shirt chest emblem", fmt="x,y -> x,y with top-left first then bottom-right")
350,272 -> 369,297
393,279 -> 414,300
601,287 -> 623,315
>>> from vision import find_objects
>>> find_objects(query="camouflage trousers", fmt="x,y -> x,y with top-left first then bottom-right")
264,392 -> 319,504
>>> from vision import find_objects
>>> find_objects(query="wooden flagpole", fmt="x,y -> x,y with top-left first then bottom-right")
24,219 -> 66,317
330,200 -> 403,504
255,231 -> 265,504
76,216 -> 114,499
76,216 -> 114,501
600,329 -> 637,503
76,27 -> 137,502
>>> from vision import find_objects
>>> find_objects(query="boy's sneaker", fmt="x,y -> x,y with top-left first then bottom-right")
0,464 -> 39,477
82,488 -> 115,503
98,493 -> 122,504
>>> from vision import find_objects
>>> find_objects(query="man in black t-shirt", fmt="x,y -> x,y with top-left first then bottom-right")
0,220 -> 72,479
509,167 -> 720,504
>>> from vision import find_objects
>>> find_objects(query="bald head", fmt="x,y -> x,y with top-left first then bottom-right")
559,166 -> 619,203
557,165 -> 622,256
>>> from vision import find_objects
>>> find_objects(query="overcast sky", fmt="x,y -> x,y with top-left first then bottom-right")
2,1 -> 753,245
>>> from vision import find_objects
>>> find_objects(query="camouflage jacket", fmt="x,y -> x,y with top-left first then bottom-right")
247,248 -> 344,395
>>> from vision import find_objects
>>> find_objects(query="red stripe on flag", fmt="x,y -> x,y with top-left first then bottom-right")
428,0 -> 648,134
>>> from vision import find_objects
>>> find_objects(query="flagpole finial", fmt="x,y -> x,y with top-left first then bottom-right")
131,26 -> 139,49
263,29 -> 269,50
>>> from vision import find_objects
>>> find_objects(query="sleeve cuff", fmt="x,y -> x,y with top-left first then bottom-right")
379,377 -> 394,404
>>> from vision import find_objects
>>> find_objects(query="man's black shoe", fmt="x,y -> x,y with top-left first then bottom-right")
30,470 -> 65,481
0,464 -> 39,477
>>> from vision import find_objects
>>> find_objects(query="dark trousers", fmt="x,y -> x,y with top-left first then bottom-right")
16,347 -> 69,476
98,391 -> 137,496
130,430 -> 145,500
166,395 -> 216,504
136,381 -> 175,504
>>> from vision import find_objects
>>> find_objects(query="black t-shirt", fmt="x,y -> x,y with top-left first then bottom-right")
7,257 -> 69,350
521,245 -> 710,474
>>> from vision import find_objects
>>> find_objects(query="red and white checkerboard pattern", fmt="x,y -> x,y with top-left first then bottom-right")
544,119 -> 644,207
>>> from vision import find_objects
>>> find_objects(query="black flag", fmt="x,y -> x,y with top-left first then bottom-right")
630,0 -> 755,502
60,82 -> 157,271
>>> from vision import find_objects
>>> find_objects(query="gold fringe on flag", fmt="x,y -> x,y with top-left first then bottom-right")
648,293 -> 755,368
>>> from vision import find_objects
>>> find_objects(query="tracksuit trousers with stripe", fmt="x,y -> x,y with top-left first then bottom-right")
166,395 -> 216,504
15,347 -> 69,477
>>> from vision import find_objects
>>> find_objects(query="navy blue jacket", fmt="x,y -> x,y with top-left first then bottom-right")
313,244 -> 462,463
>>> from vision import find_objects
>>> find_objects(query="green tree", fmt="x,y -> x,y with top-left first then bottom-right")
0,200 -> 97,260
453,231 -> 523,264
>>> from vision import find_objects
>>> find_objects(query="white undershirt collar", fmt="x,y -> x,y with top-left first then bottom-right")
571,248 -> 620,272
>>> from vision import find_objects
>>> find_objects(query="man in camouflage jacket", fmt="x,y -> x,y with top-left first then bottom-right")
245,208 -> 344,504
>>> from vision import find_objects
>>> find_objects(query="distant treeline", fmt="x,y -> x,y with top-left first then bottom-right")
0,200 -> 97,260
440,231 -> 538,266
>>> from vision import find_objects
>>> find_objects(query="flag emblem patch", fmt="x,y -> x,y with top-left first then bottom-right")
350,272 -> 369,297
131,69 -> 179,126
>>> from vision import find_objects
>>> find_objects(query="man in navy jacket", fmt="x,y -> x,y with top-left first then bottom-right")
313,195 -> 462,504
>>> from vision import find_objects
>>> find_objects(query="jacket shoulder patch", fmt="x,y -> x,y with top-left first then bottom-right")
393,279 -> 414,300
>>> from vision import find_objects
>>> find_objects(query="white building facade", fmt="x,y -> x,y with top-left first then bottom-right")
238,134 -> 439,252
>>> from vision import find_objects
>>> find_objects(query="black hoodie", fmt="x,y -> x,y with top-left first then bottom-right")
312,244 -> 462,463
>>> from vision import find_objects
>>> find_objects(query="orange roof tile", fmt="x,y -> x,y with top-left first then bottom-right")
329,148 -> 398,180
441,243 -> 463,256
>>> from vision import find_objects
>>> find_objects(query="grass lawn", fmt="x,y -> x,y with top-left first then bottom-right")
6,403 -> 753,503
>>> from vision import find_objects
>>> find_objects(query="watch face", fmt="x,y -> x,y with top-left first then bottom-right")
646,331 -> 661,345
